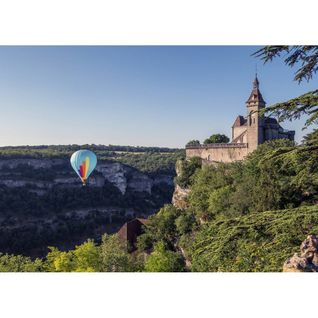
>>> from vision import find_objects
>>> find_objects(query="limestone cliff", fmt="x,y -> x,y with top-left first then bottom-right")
0,158 -> 172,195
172,185 -> 190,209
0,157 -> 174,257
171,159 -> 191,209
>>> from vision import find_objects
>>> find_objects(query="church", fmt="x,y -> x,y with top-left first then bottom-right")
186,76 -> 295,163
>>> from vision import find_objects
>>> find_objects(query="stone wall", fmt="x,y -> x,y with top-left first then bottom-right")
186,144 -> 248,163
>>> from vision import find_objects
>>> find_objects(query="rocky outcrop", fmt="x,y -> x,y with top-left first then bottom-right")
0,157 -> 175,257
0,158 -> 166,195
172,184 -> 190,209
283,234 -> 318,272
171,159 -> 191,209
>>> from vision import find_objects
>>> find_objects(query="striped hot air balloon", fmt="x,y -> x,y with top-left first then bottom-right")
70,149 -> 97,185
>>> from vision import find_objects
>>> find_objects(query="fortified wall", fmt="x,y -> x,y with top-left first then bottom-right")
186,143 -> 248,164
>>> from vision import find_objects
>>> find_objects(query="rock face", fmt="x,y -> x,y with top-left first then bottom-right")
283,234 -> 318,272
0,157 -> 175,257
171,160 -> 191,209
0,158 -> 169,195
172,184 -> 190,209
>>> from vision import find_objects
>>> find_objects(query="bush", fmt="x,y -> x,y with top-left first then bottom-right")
0,254 -> 42,272
190,205 -> 318,272
175,157 -> 202,188
203,134 -> 229,144
145,241 -> 185,272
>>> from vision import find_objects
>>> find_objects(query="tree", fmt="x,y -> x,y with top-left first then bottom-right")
45,240 -> 100,272
175,157 -> 202,188
45,247 -> 74,272
144,241 -> 184,272
99,234 -> 136,272
73,239 -> 100,272
203,134 -> 229,145
253,46 -> 318,130
185,140 -> 200,147
0,253 -> 42,272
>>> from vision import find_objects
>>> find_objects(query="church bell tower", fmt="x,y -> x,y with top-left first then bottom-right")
246,75 -> 266,152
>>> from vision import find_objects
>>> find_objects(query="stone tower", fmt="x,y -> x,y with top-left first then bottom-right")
246,75 -> 266,152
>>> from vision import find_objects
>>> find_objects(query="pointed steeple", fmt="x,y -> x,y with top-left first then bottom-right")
253,74 -> 259,89
246,74 -> 265,105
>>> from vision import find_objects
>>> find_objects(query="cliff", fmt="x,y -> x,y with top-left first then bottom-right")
0,157 -> 174,257
0,158 -> 173,194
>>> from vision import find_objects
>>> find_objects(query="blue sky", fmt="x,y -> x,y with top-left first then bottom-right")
0,46 -> 316,148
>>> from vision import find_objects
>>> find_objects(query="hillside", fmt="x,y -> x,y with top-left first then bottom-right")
1,139 -> 318,272
0,145 -> 184,257
190,205 -> 318,272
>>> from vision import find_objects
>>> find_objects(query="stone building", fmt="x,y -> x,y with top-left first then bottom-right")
186,76 -> 295,163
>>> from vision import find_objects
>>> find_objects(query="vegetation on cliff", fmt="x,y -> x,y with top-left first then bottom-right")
0,145 -> 183,257
1,138 -> 317,272
138,138 -> 318,272
0,145 -> 185,175
191,205 -> 318,272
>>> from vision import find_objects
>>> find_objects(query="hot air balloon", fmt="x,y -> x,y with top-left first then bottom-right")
70,149 -> 97,185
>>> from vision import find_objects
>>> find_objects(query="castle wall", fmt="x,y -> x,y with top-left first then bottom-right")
186,144 -> 248,163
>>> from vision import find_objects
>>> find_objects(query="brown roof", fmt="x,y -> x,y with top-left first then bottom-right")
246,76 -> 266,104
232,115 -> 247,127
117,218 -> 149,251
246,88 -> 266,103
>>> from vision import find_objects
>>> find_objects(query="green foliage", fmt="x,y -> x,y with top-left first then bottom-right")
144,241 -> 185,272
207,185 -> 233,217
203,134 -> 229,145
175,209 -> 196,236
175,157 -> 202,188
0,145 -> 185,175
253,46 -> 318,83
44,234 -> 139,272
99,234 -> 137,272
143,205 -> 182,248
45,247 -> 74,272
187,139 -> 316,220
186,140 -> 200,147
302,128 -> 318,146
73,240 -> 100,272
253,46 -> 318,129
45,240 -> 100,272
0,144 -> 180,257
0,253 -> 43,272
188,163 -> 235,220
190,205 -> 318,272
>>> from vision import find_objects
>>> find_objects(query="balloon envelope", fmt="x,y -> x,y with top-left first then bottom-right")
70,149 -> 97,185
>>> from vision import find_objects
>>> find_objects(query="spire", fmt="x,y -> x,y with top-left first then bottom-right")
246,74 -> 265,105
253,74 -> 259,89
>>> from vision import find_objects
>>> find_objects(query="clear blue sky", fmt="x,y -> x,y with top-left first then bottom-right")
0,46 -> 316,148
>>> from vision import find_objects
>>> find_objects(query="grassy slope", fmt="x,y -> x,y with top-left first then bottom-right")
190,205 -> 318,272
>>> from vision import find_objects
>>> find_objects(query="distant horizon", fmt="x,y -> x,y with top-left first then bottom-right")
0,143 -> 183,149
0,46 -> 316,147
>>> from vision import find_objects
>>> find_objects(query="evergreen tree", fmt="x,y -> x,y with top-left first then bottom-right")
254,46 -> 318,130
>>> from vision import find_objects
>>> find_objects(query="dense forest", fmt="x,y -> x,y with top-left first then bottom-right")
0,145 -> 184,175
